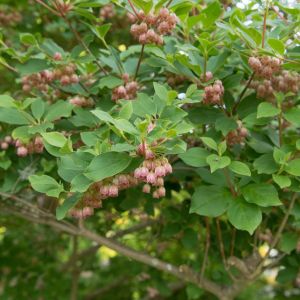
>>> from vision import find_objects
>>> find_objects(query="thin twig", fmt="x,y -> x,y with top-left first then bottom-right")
63,17 -> 108,75
134,44 -> 145,80
223,168 -> 236,197
34,0 -> 61,16
127,0 -> 139,18
262,0 -> 270,48
200,217 -> 210,283
166,0 -> 174,8
232,72 -> 255,114
278,110 -> 283,147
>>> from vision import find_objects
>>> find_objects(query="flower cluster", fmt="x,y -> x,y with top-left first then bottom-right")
100,4 -> 115,19
134,157 -> 172,199
130,8 -> 177,45
22,63 -> 79,92
0,135 -> 44,156
203,80 -> 224,105
271,70 -> 300,94
0,9 -> 21,26
69,96 -> 93,107
248,56 -> 281,78
0,136 -> 14,150
226,121 -> 248,146
15,136 -> 44,157
69,174 -> 138,219
112,74 -> 138,101
249,69 -> 300,101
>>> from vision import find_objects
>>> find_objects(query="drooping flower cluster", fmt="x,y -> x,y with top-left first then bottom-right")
249,56 -> 300,100
22,63 -> 79,93
0,9 -> 21,26
69,96 -> 93,107
134,157 -> 172,199
134,143 -> 172,199
130,8 -> 177,45
226,121 -> 248,146
203,80 -> 224,105
248,56 -> 281,78
112,74 -> 138,101
69,143 -> 173,218
15,136 -> 44,157
0,135 -> 44,156
69,174 -> 138,219
100,4 -> 115,19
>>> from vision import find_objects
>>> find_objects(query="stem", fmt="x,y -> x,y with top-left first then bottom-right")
278,110 -> 283,147
202,53 -> 207,82
232,72 -> 255,114
166,0 -> 174,8
34,0 -> 61,16
134,44 -> 145,80
262,0 -> 270,48
223,168 -> 236,197
200,217 -> 210,283
128,0 -> 139,18
63,17 -> 108,75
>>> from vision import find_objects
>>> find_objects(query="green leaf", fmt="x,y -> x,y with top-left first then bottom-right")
132,0 -> 152,13
29,175 -> 64,198
16,59 -> 49,76
284,108 -> 300,126
201,137 -> 218,151
190,185 -> 232,217
268,38 -> 285,55
272,174 -> 291,189
257,102 -> 280,118
31,99 -> 45,120
0,95 -> 17,108
206,154 -> 231,173
279,233 -> 298,254
215,117 -> 238,135
84,152 -> 132,181
132,93 -> 157,117
44,100 -> 73,122
41,132 -> 68,148
153,82 -> 168,101
199,1 -> 222,27
229,161 -> 251,176
218,141 -> 227,156
179,147 -> 209,167
285,159 -> 300,176
58,152 -> 94,182
20,33 -> 37,46
242,183 -> 282,207
0,107 -> 32,125
227,197 -> 262,235
253,153 -> 278,174
56,193 -> 82,220
99,76 -> 123,89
